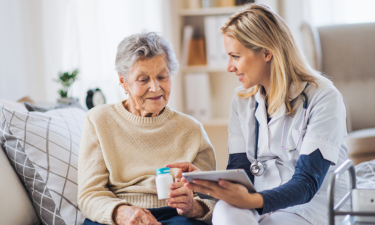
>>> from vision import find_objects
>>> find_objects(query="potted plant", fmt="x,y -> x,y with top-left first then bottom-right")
54,69 -> 79,103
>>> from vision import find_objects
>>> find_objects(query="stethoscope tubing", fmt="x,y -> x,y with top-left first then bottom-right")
251,92 -> 308,176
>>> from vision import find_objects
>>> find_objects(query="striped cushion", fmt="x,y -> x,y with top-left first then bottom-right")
0,104 -> 86,225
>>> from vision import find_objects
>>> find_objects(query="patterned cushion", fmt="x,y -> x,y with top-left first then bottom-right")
0,104 -> 86,225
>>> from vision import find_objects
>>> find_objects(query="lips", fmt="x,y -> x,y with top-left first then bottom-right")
237,73 -> 244,81
147,95 -> 162,100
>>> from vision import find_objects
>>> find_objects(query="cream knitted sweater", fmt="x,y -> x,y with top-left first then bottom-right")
78,101 -> 217,225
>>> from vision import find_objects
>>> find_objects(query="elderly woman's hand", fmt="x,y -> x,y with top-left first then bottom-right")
113,205 -> 161,225
166,181 -> 207,218
165,161 -> 200,182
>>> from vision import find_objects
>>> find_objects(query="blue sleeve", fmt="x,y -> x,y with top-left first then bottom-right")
227,153 -> 254,184
258,149 -> 331,214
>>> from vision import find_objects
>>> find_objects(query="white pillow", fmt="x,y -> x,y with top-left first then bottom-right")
0,104 -> 86,225
0,99 -> 27,111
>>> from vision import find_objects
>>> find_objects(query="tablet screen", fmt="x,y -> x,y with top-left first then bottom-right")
182,169 -> 256,193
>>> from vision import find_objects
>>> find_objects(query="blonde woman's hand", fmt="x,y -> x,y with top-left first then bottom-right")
113,205 -> 161,225
165,161 -> 200,182
166,181 -> 207,218
185,179 -> 264,209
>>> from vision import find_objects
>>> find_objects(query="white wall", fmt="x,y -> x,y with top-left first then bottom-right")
0,0 -> 46,101
279,0 -> 310,50
0,0 -> 175,109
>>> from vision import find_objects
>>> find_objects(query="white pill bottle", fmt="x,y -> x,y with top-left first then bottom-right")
155,167 -> 174,200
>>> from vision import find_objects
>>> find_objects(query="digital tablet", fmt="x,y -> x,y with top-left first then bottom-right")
182,169 -> 256,193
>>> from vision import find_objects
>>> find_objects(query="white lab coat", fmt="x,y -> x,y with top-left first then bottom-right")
228,77 -> 349,225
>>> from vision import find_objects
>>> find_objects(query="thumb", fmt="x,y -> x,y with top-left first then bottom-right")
175,168 -> 183,182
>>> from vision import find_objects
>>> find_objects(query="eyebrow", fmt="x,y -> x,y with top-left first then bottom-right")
228,52 -> 240,55
136,67 -> 168,76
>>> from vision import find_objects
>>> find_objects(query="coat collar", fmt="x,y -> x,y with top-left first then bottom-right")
254,82 -> 307,125
254,90 -> 268,126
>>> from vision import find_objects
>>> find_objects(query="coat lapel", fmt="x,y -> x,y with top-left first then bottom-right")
254,91 -> 268,128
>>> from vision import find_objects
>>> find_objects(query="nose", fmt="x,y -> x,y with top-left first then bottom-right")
227,60 -> 236,73
149,79 -> 160,92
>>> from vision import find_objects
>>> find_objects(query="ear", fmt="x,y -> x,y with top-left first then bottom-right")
118,74 -> 129,92
263,49 -> 273,62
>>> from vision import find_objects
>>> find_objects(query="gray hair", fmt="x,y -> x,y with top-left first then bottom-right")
115,32 -> 179,79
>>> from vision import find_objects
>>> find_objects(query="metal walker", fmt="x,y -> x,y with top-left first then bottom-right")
328,159 -> 375,225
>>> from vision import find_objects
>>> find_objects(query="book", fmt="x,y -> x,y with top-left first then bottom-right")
204,16 -> 219,68
184,73 -> 212,122
187,38 -> 207,66
181,25 -> 194,67
218,0 -> 236,7
218,15 -> 229,67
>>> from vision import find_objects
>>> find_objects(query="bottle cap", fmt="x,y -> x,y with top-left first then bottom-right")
156,167 -> 170,175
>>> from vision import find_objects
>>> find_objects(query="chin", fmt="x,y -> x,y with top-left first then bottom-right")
147,105 -> 166,115
242,83 -> 252,89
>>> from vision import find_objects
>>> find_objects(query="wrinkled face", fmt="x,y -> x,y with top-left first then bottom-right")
223,35 -> 272,90
120,55 -> 171,115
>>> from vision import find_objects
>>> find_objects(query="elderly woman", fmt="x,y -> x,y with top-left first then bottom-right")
78,32 -> 216,225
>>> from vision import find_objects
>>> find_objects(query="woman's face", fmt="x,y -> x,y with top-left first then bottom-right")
223,35 -> 272,91
120,55 -> 171,117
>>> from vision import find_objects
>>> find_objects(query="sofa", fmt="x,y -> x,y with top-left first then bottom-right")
0,99 -> 86,225
301,22 -> 375,165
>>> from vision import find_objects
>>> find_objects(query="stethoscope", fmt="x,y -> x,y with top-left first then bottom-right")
250,92 -> 308,176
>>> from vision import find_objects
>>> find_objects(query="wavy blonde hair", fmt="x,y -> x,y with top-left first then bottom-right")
221,4 -> 324,116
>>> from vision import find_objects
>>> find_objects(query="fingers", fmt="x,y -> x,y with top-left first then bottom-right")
169,181 -> 184,190
168,201 -> 189,210
186,183 -> 214,196
165,162 -> 199,173
140,210 -> 160,225
218,179 -> 235,189
169,184 -> 192,198
116,206 -> 161,225
167,196 -> 194,212
167,196 -> 190,208
165,162 -> 191,171
184,180 -> 223,197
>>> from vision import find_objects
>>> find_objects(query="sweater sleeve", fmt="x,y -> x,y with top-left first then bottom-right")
77,116 -> 130,225
258,149 -> 331,214
191,123 -> 217,224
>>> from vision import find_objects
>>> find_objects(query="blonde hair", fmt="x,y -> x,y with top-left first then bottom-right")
221,4 -> 325,116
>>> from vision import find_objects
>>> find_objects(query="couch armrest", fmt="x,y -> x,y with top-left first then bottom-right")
0,146 -> 40,225
346,128 -> 375,164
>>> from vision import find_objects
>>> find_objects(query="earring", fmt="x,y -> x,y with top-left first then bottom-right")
125,91 -> 128,95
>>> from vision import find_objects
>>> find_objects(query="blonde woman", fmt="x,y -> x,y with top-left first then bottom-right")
167,4 -> 349,225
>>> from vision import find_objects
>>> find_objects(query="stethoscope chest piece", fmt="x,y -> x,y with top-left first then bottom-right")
250,160 -> 267,176
250,91 -> 308,177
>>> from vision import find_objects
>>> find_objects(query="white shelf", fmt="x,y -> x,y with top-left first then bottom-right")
201,118 -> 229,127
180,6 -> 243,16
181,66 -> 228,73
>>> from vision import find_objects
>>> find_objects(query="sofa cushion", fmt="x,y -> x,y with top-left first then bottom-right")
0,103 -> 86,225
0,145 -> 41,225
24,98 -> 87,113
346,128 -> 375,155
346,128 -> 375,164
0,99 -> 27,111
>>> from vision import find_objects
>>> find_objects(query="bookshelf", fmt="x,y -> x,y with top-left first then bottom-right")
179,6 -> 243,16
177,3 -> 243,126
181,66 -> 227,73
171,1 -> 250,170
